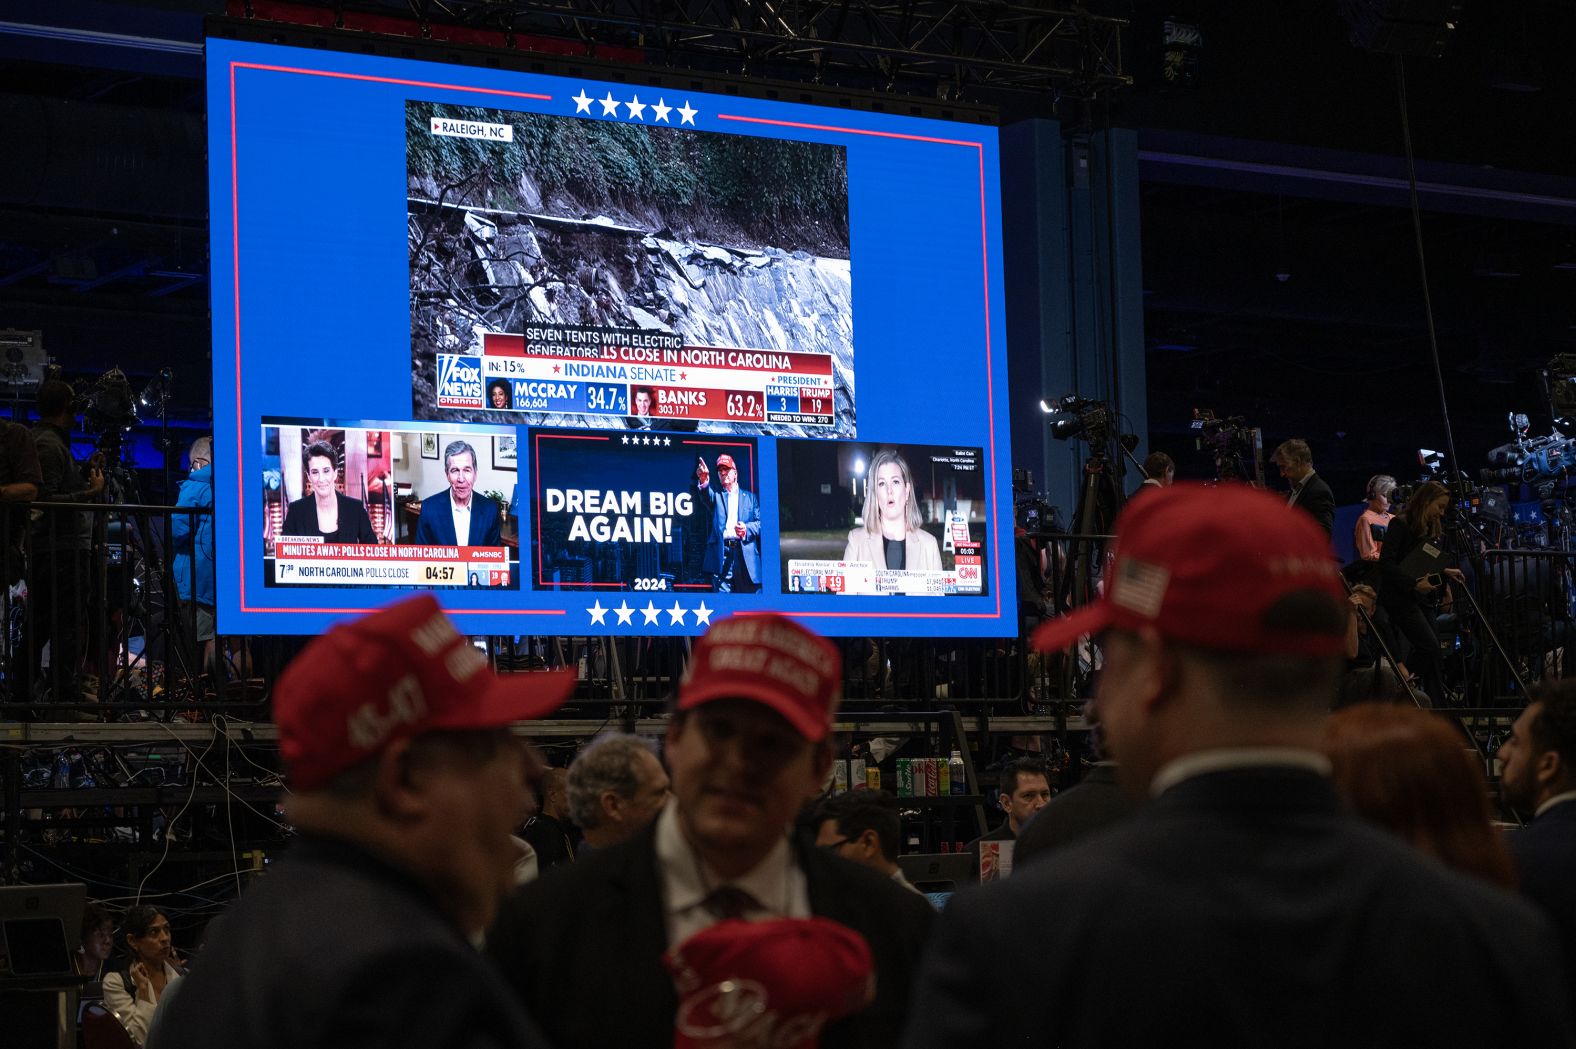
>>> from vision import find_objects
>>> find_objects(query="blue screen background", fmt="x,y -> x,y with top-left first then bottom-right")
208,37 -> 1016,636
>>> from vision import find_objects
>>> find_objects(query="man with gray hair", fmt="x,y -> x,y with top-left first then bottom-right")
415,438 -> 501,546
566,733 -> 670,852
1270,437 -> 1334,538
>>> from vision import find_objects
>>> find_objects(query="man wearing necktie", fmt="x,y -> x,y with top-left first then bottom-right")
692,453 -> 762,593
488,613 -> 935,1049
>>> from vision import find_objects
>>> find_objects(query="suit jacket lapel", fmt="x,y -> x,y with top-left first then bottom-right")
603,826 -> 679,1042
799,838 -> 857,924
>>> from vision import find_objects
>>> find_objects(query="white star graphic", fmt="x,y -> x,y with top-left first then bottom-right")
641,601 -> 661,625
621,435 -> 629,444
667,601 -> 688,625
572,89 -> 593,114
599,92 -> 620,117
678,100 -> 698,125
642,435 -> 651,446
588,599 -> 608,626
651,97 -> 673,123
693,601 -> 714,626
663,437 -> 671,446
614,600 -> 635,625
626,95 -> 647,120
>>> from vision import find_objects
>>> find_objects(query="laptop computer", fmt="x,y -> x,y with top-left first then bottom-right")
0,883 -> 84,985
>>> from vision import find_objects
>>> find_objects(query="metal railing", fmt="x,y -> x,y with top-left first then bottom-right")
1474,548 -> 1576,697
0,500 -> 264,721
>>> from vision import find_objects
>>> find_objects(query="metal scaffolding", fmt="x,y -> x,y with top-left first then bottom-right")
291,0 -> 1130,100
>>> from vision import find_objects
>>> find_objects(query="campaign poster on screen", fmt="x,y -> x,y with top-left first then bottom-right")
261,420 -> 521,590
407,101 -> 854,438
776,440 -> 987,597
529,427 -> 759,592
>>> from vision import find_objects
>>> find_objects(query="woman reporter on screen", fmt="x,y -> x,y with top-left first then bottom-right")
842,449 -> 943,572
281,441 -> 377,543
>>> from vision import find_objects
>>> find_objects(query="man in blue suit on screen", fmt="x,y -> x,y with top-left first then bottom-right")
693,453 -> 760,592
415,439 -> 502,547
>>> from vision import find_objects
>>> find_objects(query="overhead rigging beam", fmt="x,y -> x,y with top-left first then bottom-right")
241,0 -> 1130,100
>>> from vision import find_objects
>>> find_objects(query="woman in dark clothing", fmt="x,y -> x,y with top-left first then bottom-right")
1377,481 -> 1463,706
280,440 -> 376,543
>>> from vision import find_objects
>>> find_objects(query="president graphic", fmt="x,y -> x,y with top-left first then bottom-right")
415,439 -> 502,546
692,453 -> 760,592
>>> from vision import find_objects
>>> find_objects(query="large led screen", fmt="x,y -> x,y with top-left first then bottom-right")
209,34 -> 1016,636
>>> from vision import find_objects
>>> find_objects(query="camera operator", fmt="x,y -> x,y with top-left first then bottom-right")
1377,481 -> 1463,707
1,416 -> 41,588
1138,451 -> 1174,493
29,379 -> 104,713
1270,438 -> 1334,538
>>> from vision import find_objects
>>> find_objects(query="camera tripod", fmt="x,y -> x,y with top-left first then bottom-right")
92,443 -> 205,716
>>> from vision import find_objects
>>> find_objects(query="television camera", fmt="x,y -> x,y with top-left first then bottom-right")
1040,395 -> 1114,446
1191,408 -> 1263,485
1481,412 -> 1576,498
1012,467 -> 1062,535
74,367 -> 141,458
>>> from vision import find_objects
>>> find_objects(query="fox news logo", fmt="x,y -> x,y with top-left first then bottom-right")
436,354 -> 484,408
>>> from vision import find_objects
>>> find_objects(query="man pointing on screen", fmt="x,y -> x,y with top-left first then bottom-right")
693,454 -> 760,593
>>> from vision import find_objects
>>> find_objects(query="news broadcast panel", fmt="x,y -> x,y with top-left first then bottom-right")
529,428 -> 758,594
777,442 -> 988,597
261,420 -> 519,590
209,32 -> 1016,636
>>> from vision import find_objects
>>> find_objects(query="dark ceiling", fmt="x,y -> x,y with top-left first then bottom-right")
0,0 -> 1571,499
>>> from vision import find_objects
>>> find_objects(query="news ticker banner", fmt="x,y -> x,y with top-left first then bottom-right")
436,324 -> 835,427
788,530 -> 984,597
530,426 -> 758,591
775,439 -> 989,598
271,542 -> 512,588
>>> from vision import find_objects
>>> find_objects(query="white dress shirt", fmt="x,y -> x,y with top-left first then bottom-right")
1149,748 -> 1333,798
653,804 -> 810,946
449,493 -> 472,546
723,486 -> 739,536
1535,790 -> 1576,819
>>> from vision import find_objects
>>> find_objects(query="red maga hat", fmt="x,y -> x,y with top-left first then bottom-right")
714,453 -> 737,472
1032,483 -> 1345,657
664,916 -> 874,1049
274,594 -> 575,790
678,614 -> 842,741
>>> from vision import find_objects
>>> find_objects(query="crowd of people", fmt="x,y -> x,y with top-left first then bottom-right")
1,381 -> 220,719
34,482 -> 1564,1049
8,383 -> 1574,1044
1135,436 -> 1480,708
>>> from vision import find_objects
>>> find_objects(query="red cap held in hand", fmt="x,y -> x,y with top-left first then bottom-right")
678,614 -> 841,742
274,594 -> 575,790
664,917 -> 874,1049
1032,483 -> 1345,657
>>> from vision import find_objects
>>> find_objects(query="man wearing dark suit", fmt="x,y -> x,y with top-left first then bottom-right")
415,439 -> 501,546
905,484 -> 1572,1048
1272,437 -> 1335,538
489,614 -> 934,1049
152,595 -> 574,1049
691,453 -> 761,592
1499,682 -> 1576,1016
